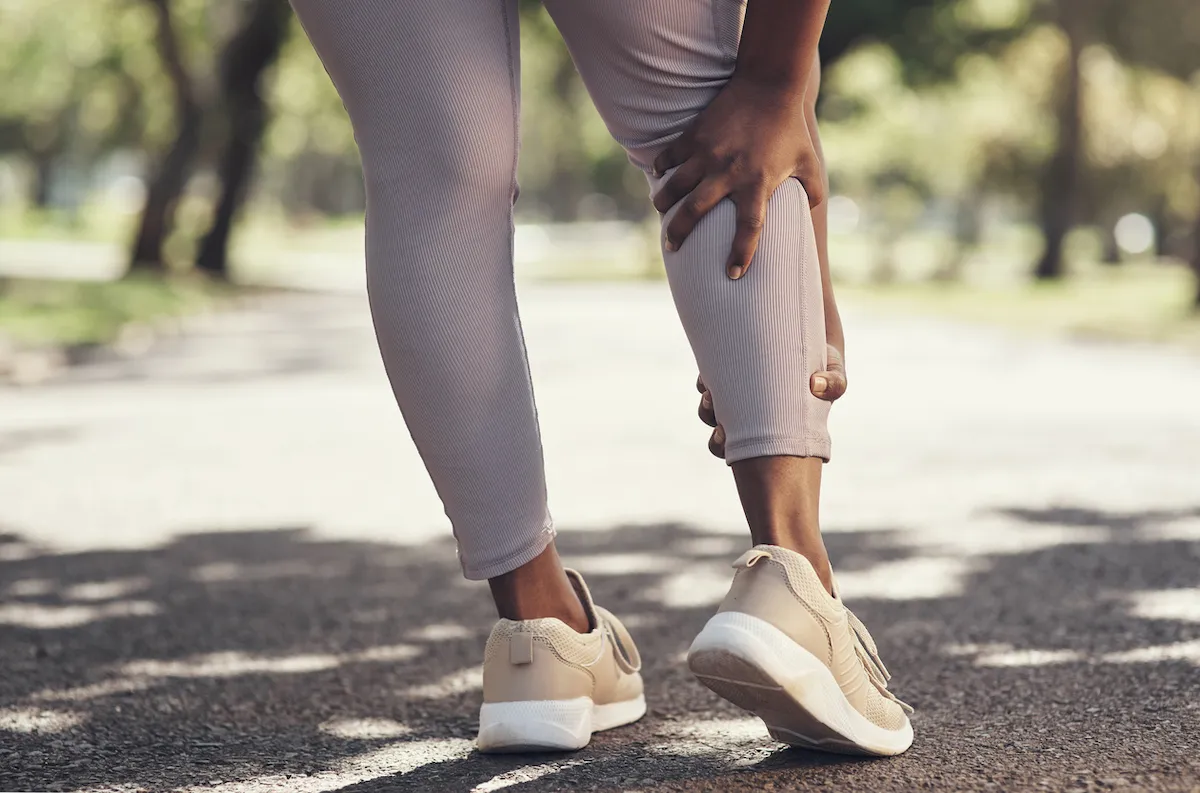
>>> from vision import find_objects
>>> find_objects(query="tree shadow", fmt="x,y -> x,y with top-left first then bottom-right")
1,510 -> 1197,792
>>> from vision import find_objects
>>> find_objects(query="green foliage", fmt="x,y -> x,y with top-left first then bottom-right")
0,273 -> 232,345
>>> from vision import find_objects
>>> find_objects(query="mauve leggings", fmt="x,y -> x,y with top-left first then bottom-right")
290,0 -> 831,579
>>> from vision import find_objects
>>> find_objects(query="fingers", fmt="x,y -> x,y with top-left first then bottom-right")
651,159 -> 704,215
696,375 -> 706,394
725,192 -> 769,279
708,424 -> 726,459
794,164 -> 826,209
810,369 -> 847,401
811,346 -> 848,402
698,389 -> 717,428
664,179 -> 727,252
651,140 -> 690,179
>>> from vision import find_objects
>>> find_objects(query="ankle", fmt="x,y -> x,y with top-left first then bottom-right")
488,545 -> 591,634
757,536 -> 835,595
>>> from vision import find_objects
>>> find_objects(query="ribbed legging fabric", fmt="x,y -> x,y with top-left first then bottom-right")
290,0 -> 831,580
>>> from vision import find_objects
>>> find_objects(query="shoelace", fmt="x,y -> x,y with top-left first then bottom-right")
845,607 -> 914,714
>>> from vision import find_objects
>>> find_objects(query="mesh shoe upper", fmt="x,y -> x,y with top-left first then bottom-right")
482,569 -> 643,706
716,545 -> 911,731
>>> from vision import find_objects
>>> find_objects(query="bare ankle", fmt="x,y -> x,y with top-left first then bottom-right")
488,544 -> 591,633
732,455 -> 835,596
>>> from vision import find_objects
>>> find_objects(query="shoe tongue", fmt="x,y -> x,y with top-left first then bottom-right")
564,568 -> 600,633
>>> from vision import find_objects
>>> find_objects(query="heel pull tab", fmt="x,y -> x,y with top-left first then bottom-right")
732,548 -> 772,569
510,632 -> 534,665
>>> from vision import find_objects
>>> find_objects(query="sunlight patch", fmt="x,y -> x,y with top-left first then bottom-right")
6,578 -> 54,597
1141,516 -> 1200,542
351,644 -> 423,663
0,599 -> 158,629
32,678 -> 150,703
0,707 -> 85,734
654,565 -> 732,608
569,553 -> 675,575
181,737 -> 473,793
402,666 -> 483,699
64,577 -> 151,602
1103,640 -> 1200,665
191,560 -> 339,584
471,760 -> 583,792
405,623 -> 474,642
975,647 -> 1085,667
32,644 -> 423,703
124,651 -> 343,678
320,718 -> 411,740
943,642 -> 1012,657
0,543 -> 36,562
836,557 -> 972,600
672,536 -> 746,557
651,717 -> 765,757
1128,589 -> 1200,623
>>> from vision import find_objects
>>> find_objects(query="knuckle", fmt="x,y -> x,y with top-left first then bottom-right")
738,212 -> 765,231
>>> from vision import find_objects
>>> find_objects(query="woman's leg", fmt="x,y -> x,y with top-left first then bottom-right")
289,0 -> 584,630
546,4 -> 913,754
544,0 -> 832,575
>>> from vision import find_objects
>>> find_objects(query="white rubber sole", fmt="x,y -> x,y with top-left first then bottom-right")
687,611 -> 913,756
476,694 -> 646,753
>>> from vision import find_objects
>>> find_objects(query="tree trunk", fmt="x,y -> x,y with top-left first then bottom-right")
1034,0 -> 1085,281
30,153 -> 55,208
1192,167 -> 1200,310
195,0 -> 290,278
129,0 -> 204,272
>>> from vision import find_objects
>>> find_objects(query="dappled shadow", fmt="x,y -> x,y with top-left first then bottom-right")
1,510 -> 1198,792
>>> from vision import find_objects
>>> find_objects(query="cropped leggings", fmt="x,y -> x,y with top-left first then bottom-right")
290,0 -> 831,579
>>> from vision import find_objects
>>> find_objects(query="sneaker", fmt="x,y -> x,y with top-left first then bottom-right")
476,569 -> 645,752
687,545 -> 913,756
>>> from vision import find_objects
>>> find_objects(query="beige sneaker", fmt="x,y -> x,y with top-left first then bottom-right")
687,545 -> 913,756
477,569 -> 645,752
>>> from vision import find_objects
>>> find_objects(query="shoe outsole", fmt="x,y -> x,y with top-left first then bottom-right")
476,694 -> 646,753
688,612 -> 913,757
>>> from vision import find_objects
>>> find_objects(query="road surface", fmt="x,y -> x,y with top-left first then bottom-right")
1,283 -> 1198,792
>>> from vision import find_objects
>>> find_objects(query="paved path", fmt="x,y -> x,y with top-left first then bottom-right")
1,284 -> 1198,792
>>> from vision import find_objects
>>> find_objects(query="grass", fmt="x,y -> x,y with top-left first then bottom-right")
0,274 -> 237,347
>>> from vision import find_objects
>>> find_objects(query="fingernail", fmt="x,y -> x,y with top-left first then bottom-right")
728,266 -> 743,279
813,376 -> 827,395
701,393 -> 712,409
665,239 -> 678,252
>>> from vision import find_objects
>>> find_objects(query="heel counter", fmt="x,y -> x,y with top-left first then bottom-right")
718,561 -> 833,666
482,631 -> 594,703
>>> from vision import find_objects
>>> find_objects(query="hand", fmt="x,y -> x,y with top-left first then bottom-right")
697,343 -> 846,459
651,74 -> 824,280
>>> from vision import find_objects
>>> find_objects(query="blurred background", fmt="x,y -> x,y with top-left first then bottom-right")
1,0 -> 1199,366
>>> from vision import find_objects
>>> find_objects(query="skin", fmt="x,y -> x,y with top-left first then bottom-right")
492,0 -> 839,629
696,58 -> 843,594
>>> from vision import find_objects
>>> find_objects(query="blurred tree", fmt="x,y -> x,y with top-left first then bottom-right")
1032,0 -> 1085,280
195,0 -> 290,278
128,0 -> 205,271
0,1 -> 151,208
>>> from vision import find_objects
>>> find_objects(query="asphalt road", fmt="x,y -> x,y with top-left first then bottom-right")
1,283 -> 1198,792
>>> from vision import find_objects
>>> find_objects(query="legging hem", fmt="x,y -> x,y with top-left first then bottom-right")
461,523 -> 557,581
723,435 -> 832,465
